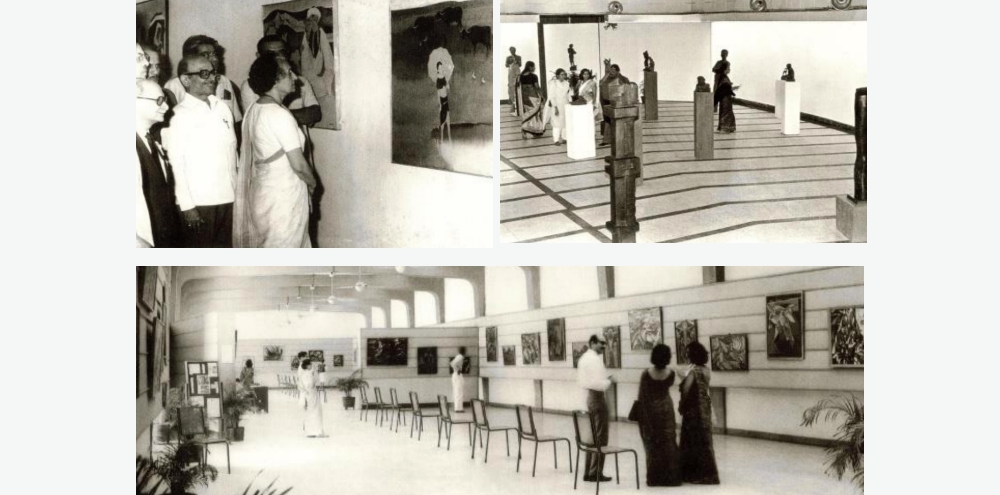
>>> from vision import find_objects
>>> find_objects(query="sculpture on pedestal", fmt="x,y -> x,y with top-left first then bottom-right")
853,88 -> 866,201
599,60 -> 631,146
695,76 -> 711,93
643,51 -> 655,72
568,44 -> 577,70
604,82 -> 641,243
781,64 -> 796,82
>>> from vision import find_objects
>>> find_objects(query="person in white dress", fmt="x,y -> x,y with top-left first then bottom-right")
299,359 -> 325,437
450,347 -> 467,413
547,69 -> 572,146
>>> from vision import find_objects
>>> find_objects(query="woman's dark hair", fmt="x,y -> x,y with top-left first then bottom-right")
245,359 -> 253,368
687,342 -> 709,366
555,68 -> 566,78
459,347 -> 467,354
580,69 -> 592,79
650,344 -> 672,369
522,61 -> 536,75
301,358 -> 312,369
248,51 -> 284,96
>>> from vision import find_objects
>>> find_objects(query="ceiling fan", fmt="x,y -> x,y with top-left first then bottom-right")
299,268 -> 384,307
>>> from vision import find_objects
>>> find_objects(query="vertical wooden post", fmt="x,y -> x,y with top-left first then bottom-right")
604,82 -> 641,243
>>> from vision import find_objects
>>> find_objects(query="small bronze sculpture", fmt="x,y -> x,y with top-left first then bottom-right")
568,44 -> 576,68
781,64 -> 796,82
643,51 -> 655,72
696,76 -> 711,93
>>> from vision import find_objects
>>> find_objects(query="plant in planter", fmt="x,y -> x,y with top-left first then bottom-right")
137,455 -> 165,495
240,471 -> 294,495
223,384 -> 260,441
333,369 -> 368,410
802,394 -> 864,492
153,438 -> 218,495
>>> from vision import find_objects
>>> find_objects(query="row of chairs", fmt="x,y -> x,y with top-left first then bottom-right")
277,374 -> 299,397
355,387 -> 637,494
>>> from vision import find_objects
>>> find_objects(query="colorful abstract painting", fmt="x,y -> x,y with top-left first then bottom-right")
572,342 -> 589,369
367,338 -> 409,366
830,307 -> 863,367
766,293 -> 805,359
603,326 -> 621,369
486,326 -> 498,362
674,320 -> 699,365
502,345 -> 516,366
521,333 -> 541,365
547,318 -> 566,361
628,307 -> 663,351
710,334 -> 749,371
418,347 -> 438,374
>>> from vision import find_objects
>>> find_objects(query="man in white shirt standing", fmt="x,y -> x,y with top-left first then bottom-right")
163,54 -> 237,248
165,35 -> 243,141
577,334 -> 614,483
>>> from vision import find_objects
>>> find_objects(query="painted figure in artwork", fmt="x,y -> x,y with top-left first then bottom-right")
300,8 -> 335,99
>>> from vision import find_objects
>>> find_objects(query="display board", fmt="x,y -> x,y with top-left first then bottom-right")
185,360 -> 223,432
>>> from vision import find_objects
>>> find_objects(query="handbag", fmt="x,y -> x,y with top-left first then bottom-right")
627,400 -> 640,422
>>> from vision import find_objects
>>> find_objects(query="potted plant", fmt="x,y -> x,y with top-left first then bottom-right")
333,369 -> 368,410
155,387 -> 190,444
152,438 -> 218,495
223,384 -> 260,442
137,455 -> 164,495
801,394 -> 864,493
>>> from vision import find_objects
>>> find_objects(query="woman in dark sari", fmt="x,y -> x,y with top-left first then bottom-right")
679,342 -> 720,484
519,62 -> 546,138
714,69 -> 738,133
636,344 -> 682,487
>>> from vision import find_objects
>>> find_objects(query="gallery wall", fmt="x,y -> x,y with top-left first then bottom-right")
455,267 -> 863,441
497,22 -> 540,103
711,21 -> 867,125
360,327 -> 479,405
501,0 -> 869,15
543,23 -> 602,83
162,0 -> 491,247
600,22 -> 712,102
485,267 -> 530,315
235,337 -> 357,387
136,267 -> 173,448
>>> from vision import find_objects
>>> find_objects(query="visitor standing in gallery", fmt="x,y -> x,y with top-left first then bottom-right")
636,344 -> 682,486
506,47 -> 522,115
547,69 -> 571,146
136,78 -> 182,249
678,342 -> 720,484
577,334 -> 613,482
577,69 -> 600,122
714,69 -> 739,134
519,62 -> 546,138
299,359 -> 325,438
712,49 -> 730,112
451,347 -> 467,413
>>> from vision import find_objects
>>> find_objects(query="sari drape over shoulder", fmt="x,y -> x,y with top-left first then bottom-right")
637,370 -> 682,486
679,366 -> 720,484
520,73 -> 546,137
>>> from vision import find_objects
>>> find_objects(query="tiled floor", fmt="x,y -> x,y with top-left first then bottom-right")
500,102 -> 854,243
180,393 -> 857,495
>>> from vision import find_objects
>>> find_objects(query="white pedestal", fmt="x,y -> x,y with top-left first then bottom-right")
566,103 -> 596,160
775,80 -> 800,135
835,196 -> 867,243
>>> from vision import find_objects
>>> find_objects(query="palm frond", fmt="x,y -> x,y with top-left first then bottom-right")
801,394 -> 864,493
137,455 -> 165,495
240,470 -> 293,495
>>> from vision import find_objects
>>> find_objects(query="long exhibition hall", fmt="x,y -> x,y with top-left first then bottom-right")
497,1 -> 868,243
137,266 -> 864,495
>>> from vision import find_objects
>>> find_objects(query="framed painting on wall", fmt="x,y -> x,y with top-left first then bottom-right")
417,347 -> 438,374
136,0 -> 168,62
390,0 -> 494,177
367,338 -> 409,366
308,350 -> 326,372
262,0 -> 341,130
502,346 -> 516,366
628,307 -> 662,351
674,320 -> 699,365
830,306 -> 863,368
571,342 -> 588,369
486,326 -> 498,362
263,345 -> 284,361
603,326 -> 621,369
766,293 -> 805,359
461,356 -> 472,374
710,334 -> 749,371
547,318 -> 566,361
138,267 -> 158,311
521,333 -> 541,365
333,355 -> 344,367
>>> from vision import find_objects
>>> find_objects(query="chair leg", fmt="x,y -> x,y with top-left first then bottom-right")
226,443 -> 230,474
565,440 -> 573,473
516,437 -> 522,472
574,448 -> 581,490
554,441 -> 558,470
471,428 -> 477,459
532,441 -> 539,477
410,415 -> 415,438
633,451 -> 639,490
506,430 -> 511,457
615,453 -> 620,484
447,423 -> 454,451
418,417 -> 423,441
437,420 -> 443,448
484,431 -> 491,463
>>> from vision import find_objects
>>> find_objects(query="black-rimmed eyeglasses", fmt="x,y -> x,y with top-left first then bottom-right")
183,69 -> 219,80
137,95 -> 167,106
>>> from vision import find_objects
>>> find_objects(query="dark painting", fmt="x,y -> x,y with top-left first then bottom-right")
830,307 -> 863,368
766,293 -> 805,359
308,350 -> 326,372
521,333 -> 541,365
547,318 -> 566,361
710,334 -> 749,371
674,320 -> 699,365
367,338 -> 409,366
418,347 -> 438,374
391,0 -> 493,176
333,354 -> 344,367
136,0 -> 168,58
263,345 -> 284,361
572,342 -> 588,369
603,326 -> 621,369
462,356 -> 472,374
486,326 -> 498,362
263,0 -> 341,129
628,307 -> 662,351
502,345 -> 516,366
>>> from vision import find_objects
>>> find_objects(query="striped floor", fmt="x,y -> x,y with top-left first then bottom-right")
500,102 -> 854,243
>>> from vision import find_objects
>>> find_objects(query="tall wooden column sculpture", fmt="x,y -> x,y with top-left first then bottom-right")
836,87 -> 867,242
604,81 -> 641,243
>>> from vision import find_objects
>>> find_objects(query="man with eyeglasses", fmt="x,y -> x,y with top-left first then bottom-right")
162,53 -> 237,248
164,35 -> 243,132
577,334 -> 615,483
135,78 -> 182,248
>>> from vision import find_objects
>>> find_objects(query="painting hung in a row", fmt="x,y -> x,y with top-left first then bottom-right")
674,320 -> 698,365
502,346 -> 516,366
710,334 -> 749,372
571,342 -> 588,368
830,306 -> 863,368
486,326 -> 498,362
603,326 -> 621,369
136,0 -> 168,63
263,345 -> 284,361
521,333 -> 541,365
262,0 -> 341,129
629,307 -> 662,351
332,355 -> 344,367
391,0 -> 493,177
547,318 -> 566,361
461,356 -> 472,374
367,338 -> 409,366
308,350 -> 326,372
418,347 -> 438,375
766,293 -> 805,359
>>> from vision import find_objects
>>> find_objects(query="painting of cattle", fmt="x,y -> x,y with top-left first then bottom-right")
391,0 -> 493,177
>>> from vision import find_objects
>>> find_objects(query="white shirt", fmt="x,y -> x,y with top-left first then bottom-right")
165,74 -> 243,123
451,354 -> 465,375
163,95 -> 238,211
577,349 -> 611,392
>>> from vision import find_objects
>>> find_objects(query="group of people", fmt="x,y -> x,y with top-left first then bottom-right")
578,335 -> 720,487
136,19 -> 327,249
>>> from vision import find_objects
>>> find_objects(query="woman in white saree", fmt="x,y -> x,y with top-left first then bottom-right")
234,52 -> 317,248
450,347 -> 467,413
299,359 -> 325,437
